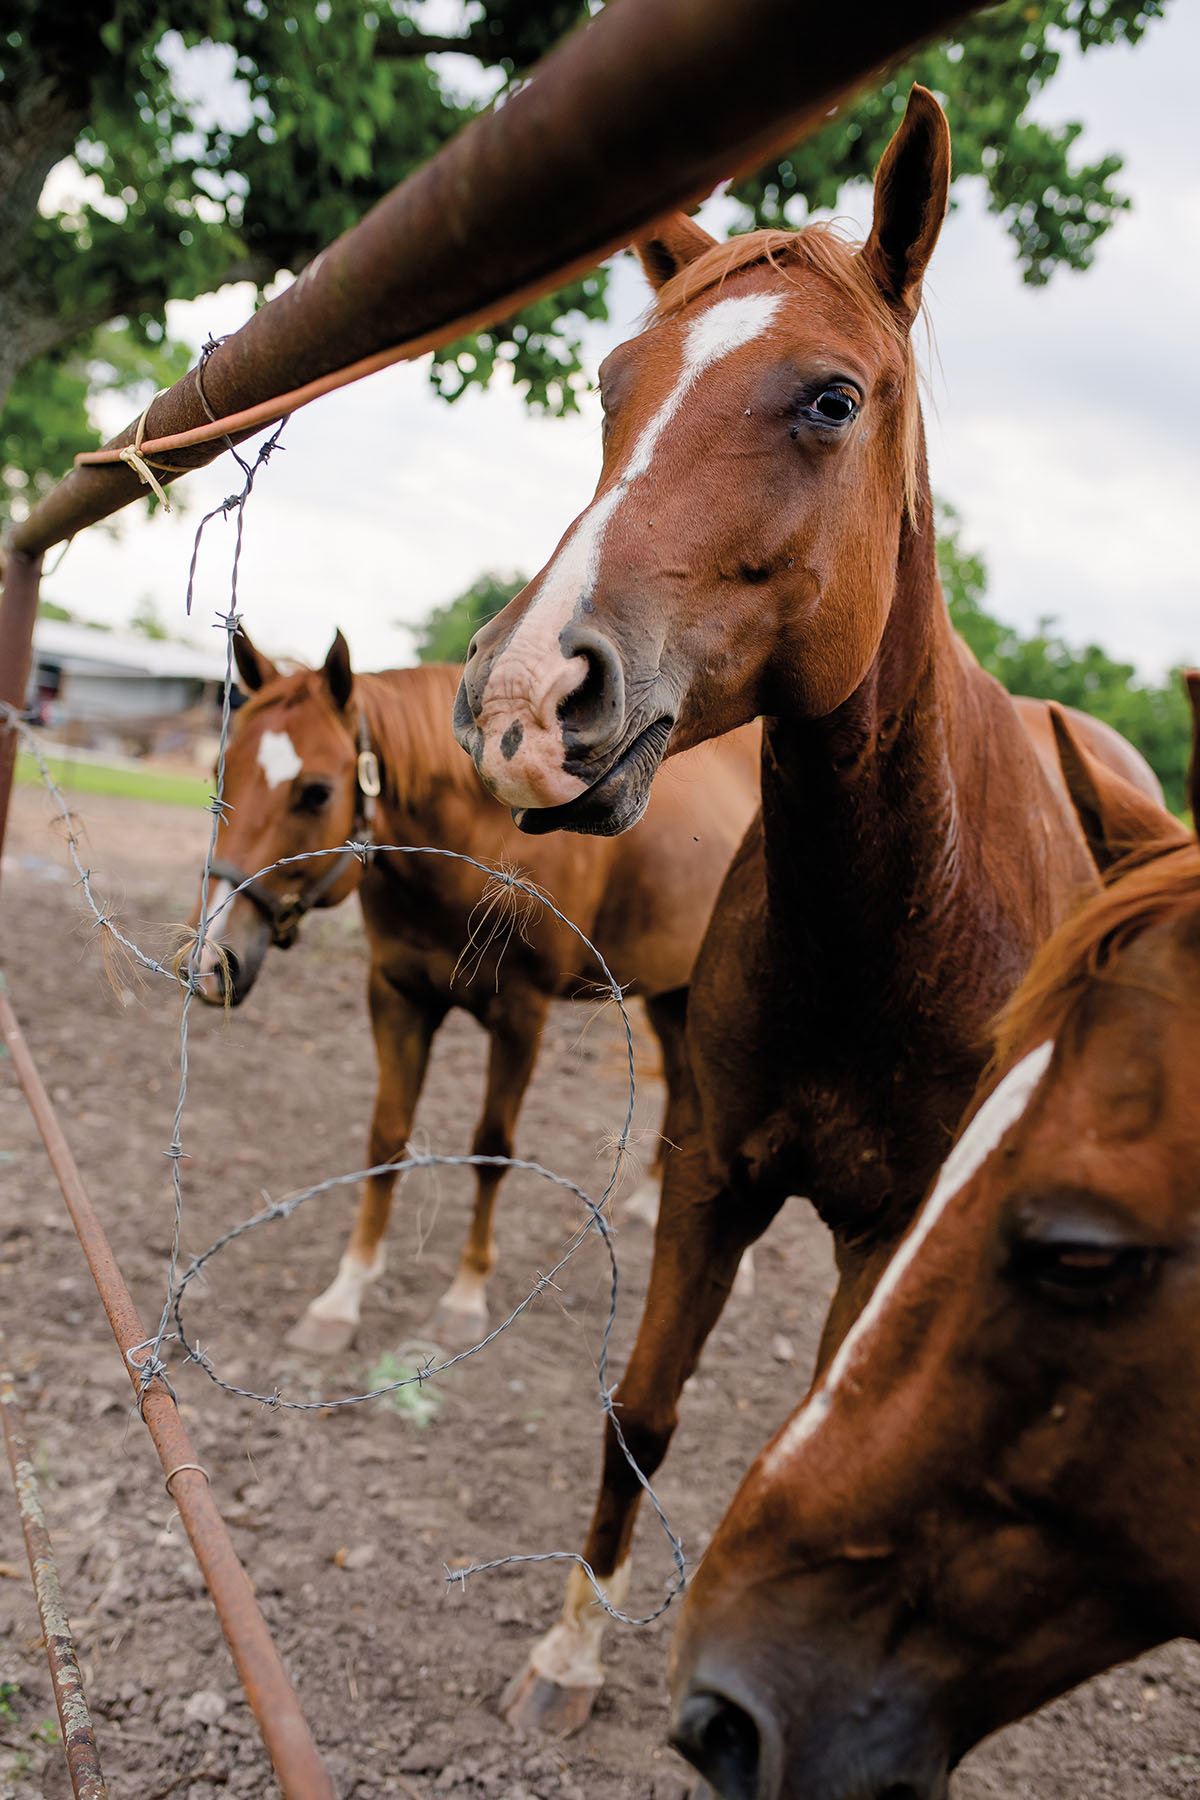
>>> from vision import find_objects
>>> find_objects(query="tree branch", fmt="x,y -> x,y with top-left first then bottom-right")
372,22 -> 521,66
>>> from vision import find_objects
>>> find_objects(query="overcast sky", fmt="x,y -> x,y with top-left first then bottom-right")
48,2 -> 1199,682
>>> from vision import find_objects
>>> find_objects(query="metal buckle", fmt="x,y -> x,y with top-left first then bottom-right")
357,749 -> 381,798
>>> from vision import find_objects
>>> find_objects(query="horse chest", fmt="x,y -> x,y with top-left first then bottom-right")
711,1023 -> 979,1242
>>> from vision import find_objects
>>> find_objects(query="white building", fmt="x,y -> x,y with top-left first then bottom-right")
30,619 -> 228,727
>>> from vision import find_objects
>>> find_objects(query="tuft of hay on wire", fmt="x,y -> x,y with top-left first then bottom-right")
451,861 -> 547,991
167,924 -> 232,1013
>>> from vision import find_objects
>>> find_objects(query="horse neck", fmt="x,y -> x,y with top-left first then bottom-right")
760,468 -> 978,989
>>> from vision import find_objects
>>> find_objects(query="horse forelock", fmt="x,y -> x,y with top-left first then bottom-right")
232,661 -> 481,816
647,223 -> 922,523
992,838 -> 1200,1072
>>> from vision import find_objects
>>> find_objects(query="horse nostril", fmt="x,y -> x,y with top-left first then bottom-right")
556,630 -> 625,747
671,1689 -> 762,1800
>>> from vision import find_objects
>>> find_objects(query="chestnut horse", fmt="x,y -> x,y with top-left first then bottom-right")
190,630 -> 759,1352
452,87 -> 1163,1730
669,691 -> 1199,1800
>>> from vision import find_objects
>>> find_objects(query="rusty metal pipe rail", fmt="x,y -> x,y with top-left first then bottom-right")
5,0 -> 970,562
0,1327 -> 109,1800
0,983 -> 336,1800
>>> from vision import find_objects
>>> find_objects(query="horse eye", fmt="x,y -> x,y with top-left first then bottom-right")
812,387 -> 858,424
295,781 -> 333,814
1009,1238 -> 1160,1312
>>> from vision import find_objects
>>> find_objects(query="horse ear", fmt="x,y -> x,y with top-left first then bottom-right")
233,626 -> 278,693
323,629 -> 353,711
859,85 -> 951,327
1185,670 -> 1200,831
1050,705 -> 1187,875
635,212 -> 718,291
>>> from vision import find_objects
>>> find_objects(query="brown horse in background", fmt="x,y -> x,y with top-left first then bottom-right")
452,87 -> 1164,1731
190,630 -> 759,1352
670,688 -> 1200,1800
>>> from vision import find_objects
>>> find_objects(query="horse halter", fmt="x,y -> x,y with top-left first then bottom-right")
208,709 -> 382,950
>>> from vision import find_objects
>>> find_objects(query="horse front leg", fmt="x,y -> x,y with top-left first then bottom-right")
285,967 -> 443,1354
426,988 -> 549,1351
501,1140 -> 784,1735
624,987 -> 755,1293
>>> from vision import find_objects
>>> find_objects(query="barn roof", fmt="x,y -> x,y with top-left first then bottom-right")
33,618 -> 228,682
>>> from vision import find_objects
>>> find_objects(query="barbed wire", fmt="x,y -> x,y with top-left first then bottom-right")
3,429 -> 689,1625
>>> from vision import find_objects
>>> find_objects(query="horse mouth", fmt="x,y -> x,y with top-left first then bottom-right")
513,716 -> 674,837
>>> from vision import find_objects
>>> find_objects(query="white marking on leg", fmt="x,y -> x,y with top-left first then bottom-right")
732,1243 -> 756,1301
304,1247 -> 386,1327
763,1040 -> 1055,1474
527,1558 -> 632,1691
477,292 -> 786,803
257,729 -> 302,789
622,1178 -> 660,1230
434,1266 -> 489,1321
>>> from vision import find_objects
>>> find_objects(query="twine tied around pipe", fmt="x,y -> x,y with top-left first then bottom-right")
118,389 -> 194,510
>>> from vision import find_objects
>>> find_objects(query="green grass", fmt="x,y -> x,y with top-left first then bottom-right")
16,751 -> 209,809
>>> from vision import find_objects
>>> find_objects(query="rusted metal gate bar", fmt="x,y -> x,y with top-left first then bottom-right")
0,1328 -> 109,1800
5,0 -> 971,563
0,550 -> 42,896
0,984 -> 337,1800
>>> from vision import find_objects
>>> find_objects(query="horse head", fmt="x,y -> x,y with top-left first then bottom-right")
454,85 -> 950,835
668,682 -> 1200,1799
190,628 -> 369,1005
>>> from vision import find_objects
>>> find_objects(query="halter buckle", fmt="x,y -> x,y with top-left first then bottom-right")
357,749 -> 381,799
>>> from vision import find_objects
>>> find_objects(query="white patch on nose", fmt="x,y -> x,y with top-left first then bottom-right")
476,291 -> 786,803
196,878 -> 233,977
257,729 -> 302,789
762,1039 -> 1056,1475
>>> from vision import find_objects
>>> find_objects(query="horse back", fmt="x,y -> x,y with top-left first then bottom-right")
1012,694 -> 1164,807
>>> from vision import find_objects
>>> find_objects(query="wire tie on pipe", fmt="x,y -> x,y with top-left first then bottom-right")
164,1462 -> 211,1498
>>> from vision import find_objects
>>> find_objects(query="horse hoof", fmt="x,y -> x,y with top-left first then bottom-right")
283,1313 -> 356,1355
500,1666 -> 600,1737
425,1303 -> 488,1353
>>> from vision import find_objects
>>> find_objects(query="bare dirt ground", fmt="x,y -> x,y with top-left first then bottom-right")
1,782 -> 1198,1800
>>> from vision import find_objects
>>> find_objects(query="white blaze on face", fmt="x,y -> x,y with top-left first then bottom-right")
195,878 -> 233,979
761,1039 -> 1056,1476
257,728 -> 302,789
475,290 -> 787,806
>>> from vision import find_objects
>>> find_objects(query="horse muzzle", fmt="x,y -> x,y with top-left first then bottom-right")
454,617 -> 674,832
670,1667 -> 949,1800
669,1583 -> 952,1800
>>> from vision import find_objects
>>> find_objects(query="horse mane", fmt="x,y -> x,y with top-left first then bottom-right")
647,223 -> 922,523
991,838 -> 1200,1069
357,663 -> 484,814
236,661 -> 483,815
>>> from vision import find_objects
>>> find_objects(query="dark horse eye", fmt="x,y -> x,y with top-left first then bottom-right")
1009,1237 -> 1161,1312
813,387 -> 858,423
295,781 -> 333,814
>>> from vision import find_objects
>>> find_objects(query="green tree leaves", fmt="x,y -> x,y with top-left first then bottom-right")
938,504 -> 1192,814
732,1 -> 1166,282
413,570 -> 527,665
0,0 -> 1171,528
